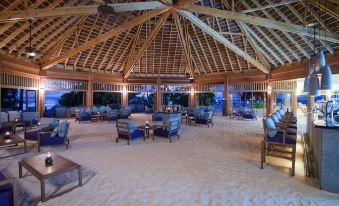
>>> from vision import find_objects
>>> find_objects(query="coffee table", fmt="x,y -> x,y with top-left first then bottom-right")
19,152 -> 82,202
138,125 -> 155,141
189,116 -> 196,126
0,134 -> 27,158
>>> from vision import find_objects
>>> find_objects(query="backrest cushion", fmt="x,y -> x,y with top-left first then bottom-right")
0,112 -> 8,123
265,117 -> 277,138
92,106 -> 99,113
8,111 -> 21,121
22,112 -> 40,121
40,118 -> 58,129
272,113 -> 280,124
86,108 -> 92,114
117,119 -> 133,133
99,106 -> 106,113
105,105 -> 112,112
276,111 -> 282,120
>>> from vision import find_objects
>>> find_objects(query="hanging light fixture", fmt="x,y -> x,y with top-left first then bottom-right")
315,50 -> 326,72
304,73 -> 311,93
25,19 -> 38,57
321,64 -> 333,90
309,70 -> 320,96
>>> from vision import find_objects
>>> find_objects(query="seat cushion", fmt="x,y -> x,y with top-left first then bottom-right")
40,133 -> 65,145
154,128 -> 177,137
268,132 -> 296,145
0,172 -> 12,192
25,129 -> 39,141
130,129 -> 144,139
278,127 -> 297,135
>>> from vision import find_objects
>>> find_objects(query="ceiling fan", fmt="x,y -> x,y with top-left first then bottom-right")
25,19 -> 39,57
97,0 -> 116,16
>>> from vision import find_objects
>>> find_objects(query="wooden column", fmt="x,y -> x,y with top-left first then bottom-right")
156,77 -> 161,109
223,77 -> 231,116
291,92 -> 298,114
189,84 -> 195,108
86,73 -> 93,108
306,94 -> 314,135
37,77 -> 45,117
122,84 -> 128,108
266,81 -> 273,115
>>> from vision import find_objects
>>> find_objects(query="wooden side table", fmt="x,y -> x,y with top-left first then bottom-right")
0,134 -> 27,159
19,153 -> 82,202
189,116 -> 196,126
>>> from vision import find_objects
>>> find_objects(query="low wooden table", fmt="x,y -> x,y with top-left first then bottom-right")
19,152 -> 82,202
189,116 -> 196,126
91,113 -> 102,122
0,134 -> 27,158
138,125 -> 155,141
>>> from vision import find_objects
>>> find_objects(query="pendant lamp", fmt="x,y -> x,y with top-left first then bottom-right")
314,51 -> 326,72
304,73 -> 311,92
321,64 -> 333,90
309,71 -> 320,96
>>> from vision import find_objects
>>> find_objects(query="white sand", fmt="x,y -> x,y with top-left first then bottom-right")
1,113 -> 339,205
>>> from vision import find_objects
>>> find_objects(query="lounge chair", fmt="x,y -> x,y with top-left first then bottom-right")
25,118 -> 59,141
119,109 -> 130,119
116,119 -> 144,145
261,117 -> 297,176
21,112 -> 40,128
152,111 -> 163,122
242,109 -> 257,120
0,172 -> 17,206
153,119 -> 180,143
107,110 -> 119,123
75,108 -> 92,123
196,111 -> 214,127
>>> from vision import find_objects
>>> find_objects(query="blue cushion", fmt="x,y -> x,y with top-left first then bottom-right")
86,108 -> 92,114
22,112 -> 39,122
268,132 -> 296,145
40,132 -> 65,145
51,121 -> 68,138
130,129 -> 144,139
25,129 -> 39,140
92,106 -> 99,113
99,106 -> 106,113
154,128 -> 177,137
276,112 -> 282,120
265,118 -> 277,138
40,118 -> 58,130
105,105 -> 112,112
272,113 -> 280,124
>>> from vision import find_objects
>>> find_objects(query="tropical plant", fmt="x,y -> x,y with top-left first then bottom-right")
58,91 -> 83,107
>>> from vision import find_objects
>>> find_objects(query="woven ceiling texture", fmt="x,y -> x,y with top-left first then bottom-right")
0,0 -> 338,79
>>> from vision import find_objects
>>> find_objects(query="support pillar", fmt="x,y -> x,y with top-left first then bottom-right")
266,81 -> 273,116
122,84 -> 128,108
291,92 -> 298,114
86,73 -> 93,108
37,77 -> 45,117
306,94 -> 314,135
189,84 -> 195,108
156,78 -> 161,109
223,77 -> 231,116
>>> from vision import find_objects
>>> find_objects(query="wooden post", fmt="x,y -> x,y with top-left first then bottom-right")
156,77 -> 161,109
189,84 -> 195,108
266,81 -> 273,115
122,84 -> 128,108
291,91 -> 298,114
306,94 -> 314,135
86,73 -> 93,108
37,77 -> 45,117
223,76 -> 231,116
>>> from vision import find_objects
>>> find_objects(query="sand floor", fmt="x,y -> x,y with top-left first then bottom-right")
1,113 -> 339,206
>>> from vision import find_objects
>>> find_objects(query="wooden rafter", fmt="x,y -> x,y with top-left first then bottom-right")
123,11 -> 171,78
242,0 -> 301,13
179,4 -> 339,43
42,8 -> 170,69
173,11 -> 194,78
309,0 -> 339,19
0,1 -> 166,22
179,10 -> 269,73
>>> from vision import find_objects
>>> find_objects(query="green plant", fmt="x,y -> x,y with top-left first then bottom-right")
58,91 -> 83,107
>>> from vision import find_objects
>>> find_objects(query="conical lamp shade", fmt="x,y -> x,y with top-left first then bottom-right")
321,64 -> 333,90
304,73 -> 311,92
310,72 -> 320,96
315,51 -> 326,72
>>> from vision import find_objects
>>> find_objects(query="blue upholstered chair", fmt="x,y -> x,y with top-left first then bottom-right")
196,111 -> 214,127
7,111 -> 21,122
242,109 -> 257,120
119,109 -> 130,119
21,112 -> 40,128
116,119 -> 144,145
107,110 -> 119,123
152,111 -> 163,122
0,122 -> 13,134
261,117 -> 296,176
153,119 -> 180,143
75,108 -> 92,123
0,173 -> 17,206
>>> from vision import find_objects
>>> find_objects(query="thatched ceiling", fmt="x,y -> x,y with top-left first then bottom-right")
0,0 -> 338,79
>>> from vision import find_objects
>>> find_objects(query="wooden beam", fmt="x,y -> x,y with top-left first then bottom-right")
173,11 -> 194,78
41,8 -> 170,69
179,4 -> 339,43
309,0 -> 339,19
0,1 -> 167,22
178,10 -> 269,73
242,0 -> 301,13
123,11 -> 171,78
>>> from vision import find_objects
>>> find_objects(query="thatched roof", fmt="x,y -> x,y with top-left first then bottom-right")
0,0 -> 338,79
